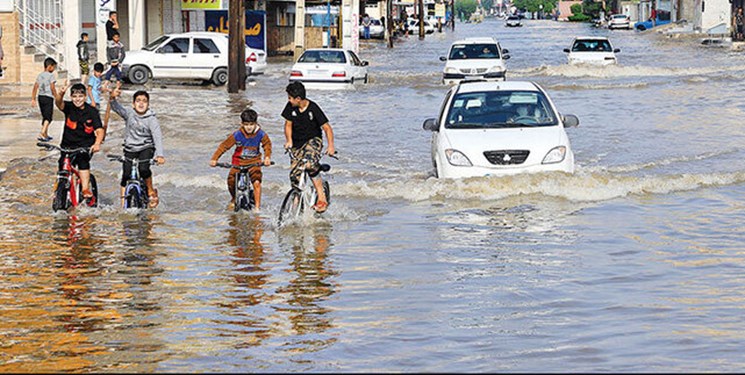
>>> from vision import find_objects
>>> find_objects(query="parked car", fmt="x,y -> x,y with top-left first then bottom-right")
121,31 -> 266,86
634,16 -> 671,31
439,37 -> 510,85
407,18 -> 436,34
563,36 -> 620,65
422,80 -> 579,179
289,48 -> 369,88
608,14 -> 631,29
506,15 -> 522,27
359,18 -> 385,39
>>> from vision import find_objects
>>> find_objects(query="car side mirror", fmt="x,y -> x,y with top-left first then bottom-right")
362,61 -> 369,66
501,49 -> 509,54
423,118 -> 439,132
439,56 -> 447,61
614,48 -> 620,53
503,54 -> 510,60
562,114 -> 579,128
156,48 -> 165,53
563,48 -> 570,53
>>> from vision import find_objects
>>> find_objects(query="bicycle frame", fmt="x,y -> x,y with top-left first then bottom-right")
215,160 -> 272,211
39,142 -> 95,211
108,154 -> 155,209
278,149 -> 335,224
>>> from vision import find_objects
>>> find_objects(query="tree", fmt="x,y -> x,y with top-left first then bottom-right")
512,0 -> 555,15
455,0 -> 478,20
567,3 -> 591,21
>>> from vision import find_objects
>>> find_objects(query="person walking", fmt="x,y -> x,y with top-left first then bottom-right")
281,81 -> 335,213
734,7 -> 744,41
77,32 -> 90,84
31,57 -> 58,142
362,14 -> 372,39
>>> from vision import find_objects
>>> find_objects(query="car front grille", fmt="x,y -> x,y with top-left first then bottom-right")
460,68 -> 488,74
483,150 -> 530,165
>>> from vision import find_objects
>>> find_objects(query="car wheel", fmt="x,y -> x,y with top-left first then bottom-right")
212,68 -> 228,86
128,65 -> 149,85
637,25 -> 646,31
350,77 -> 354,85
364,74 -> 368,84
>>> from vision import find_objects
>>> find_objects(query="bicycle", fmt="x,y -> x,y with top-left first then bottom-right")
215,159 -> 274,212
277,149 -> 336,225
107,154 -> 156,209
37,142 -> 99,212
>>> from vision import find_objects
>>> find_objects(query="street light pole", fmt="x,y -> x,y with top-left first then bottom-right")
228,0 -> 246,93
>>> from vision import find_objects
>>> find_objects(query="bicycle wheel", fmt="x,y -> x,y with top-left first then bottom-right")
125,184 -> 143,209
322,181 -> 330,206
278,189 -> 302,225
52,177 -> 70,212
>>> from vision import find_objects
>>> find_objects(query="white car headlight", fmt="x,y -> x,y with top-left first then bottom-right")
542,146 -> 567,164
445,149 -> 473,166
486,66 -> 504,73
444,67 -> 459,74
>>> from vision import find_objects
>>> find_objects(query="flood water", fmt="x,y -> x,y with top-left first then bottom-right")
3,18 -> 745,372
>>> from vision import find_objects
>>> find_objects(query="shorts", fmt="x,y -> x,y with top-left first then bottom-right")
79,59 -> 90,75
58,151 -> 92,171
227,164 -> 262,200
38,95 -> 54,123
289,137 -> 323,187
121,148 -> 155,187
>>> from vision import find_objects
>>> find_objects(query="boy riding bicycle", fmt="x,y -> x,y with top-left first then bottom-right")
109,87 -> 166,208
281,82 -> 335,213
54,82 -> 104,202
210,108 -> 272,211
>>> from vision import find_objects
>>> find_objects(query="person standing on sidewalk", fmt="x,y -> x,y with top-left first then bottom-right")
734,7 -> 744,41
31,57 -> 58,142
77,32 -> 90,84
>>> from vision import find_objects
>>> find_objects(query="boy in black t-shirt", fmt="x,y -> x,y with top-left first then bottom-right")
281,81 -> 336,213
54,82 -> 105,200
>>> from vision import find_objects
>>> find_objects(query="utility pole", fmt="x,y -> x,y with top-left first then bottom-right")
386,0 -> 394,48
451,0 -> 455,31
228,0 -> 246,93
418,0 -> 425,39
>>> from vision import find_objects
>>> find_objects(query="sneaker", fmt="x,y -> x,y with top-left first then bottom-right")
148,189 -> 159,208
82,189 -> 94,199
313,200 -> 328,213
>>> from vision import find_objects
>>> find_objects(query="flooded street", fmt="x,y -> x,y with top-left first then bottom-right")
4,18 -> 745,371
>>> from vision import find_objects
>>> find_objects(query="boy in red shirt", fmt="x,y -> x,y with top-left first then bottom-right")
210,108 -> 272,211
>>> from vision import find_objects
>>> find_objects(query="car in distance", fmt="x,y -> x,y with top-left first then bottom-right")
289,48 -> 369,89
121,31 -> 267,85
506,15 -> 522,27
359,18 -> 385,39
440,37 -> 510,85
407,18 -> 436,34
634,15 -> 671,31
422,80 -> 579,179
608,14 -> 631,29
563,36 -> 620,65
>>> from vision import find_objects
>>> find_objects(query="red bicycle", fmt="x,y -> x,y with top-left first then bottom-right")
38,142 -> 99,211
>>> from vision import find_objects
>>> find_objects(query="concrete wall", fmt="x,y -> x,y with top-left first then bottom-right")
701,0 -> 730,32
0,11 -> 20,83
557,0 -> 582,21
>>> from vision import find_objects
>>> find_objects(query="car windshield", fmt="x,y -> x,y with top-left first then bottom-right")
571,39 -> 612,52
445,90 -> 557,129
448,43 -> 500,60
143,35 -> 169,51
298,50 -> 347,64
507,16 -> 519,20
612,14 -> 628,19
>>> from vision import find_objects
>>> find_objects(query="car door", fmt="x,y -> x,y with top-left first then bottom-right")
191,37 -> 222,80
347,50 -> 366,81
152,37 -> 192,78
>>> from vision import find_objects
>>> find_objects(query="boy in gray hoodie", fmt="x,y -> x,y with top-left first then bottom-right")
109,87 -> 166,208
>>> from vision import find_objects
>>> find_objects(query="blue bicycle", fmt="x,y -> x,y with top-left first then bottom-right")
107,154 -> 156,209
215,160 -> 274,212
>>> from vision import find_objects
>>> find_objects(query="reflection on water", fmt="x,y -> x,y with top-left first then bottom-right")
3,18 -> 745,372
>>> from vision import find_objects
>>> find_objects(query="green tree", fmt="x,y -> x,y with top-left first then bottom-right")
511,0 -> 556,16
567,3 -> 591,21
455,0 -> 478,20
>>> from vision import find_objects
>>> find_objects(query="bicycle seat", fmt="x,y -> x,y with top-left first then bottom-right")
320,164 -> 331,172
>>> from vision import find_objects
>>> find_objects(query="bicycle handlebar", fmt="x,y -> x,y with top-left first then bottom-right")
106,154 -> 157,165
215,161 -> 275,169
37,142 -> 90,155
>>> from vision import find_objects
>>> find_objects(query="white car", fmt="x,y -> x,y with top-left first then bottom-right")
121,31 -> 266,85
440,37 -> 510,85
422,80 -> 579,179
359,18 -> 385,39
289,48 -> 369,89
563,37 -> 620,65
506,15 -> 522,27
608,14 -> 631,29
407,18 -> 436,34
